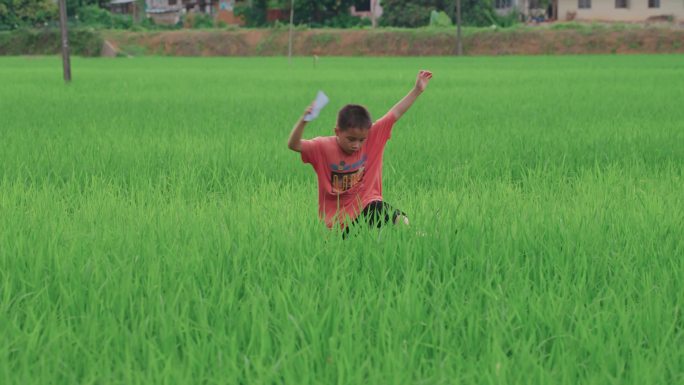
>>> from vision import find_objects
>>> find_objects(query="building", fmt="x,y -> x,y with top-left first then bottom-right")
494,0 -> 559,21
140,0 -> 384,27
109,0 -> 136,15
264,0 -> 384,25
494,0 -> 683,23
145,0 -> 220,25
558,0 -> 683,22
350,0 -> 383,28
215,0 -> 244,26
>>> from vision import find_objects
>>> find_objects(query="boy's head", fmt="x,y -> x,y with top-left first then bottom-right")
335,104 -> 371,155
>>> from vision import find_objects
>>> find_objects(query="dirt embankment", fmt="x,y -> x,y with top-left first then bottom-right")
2,27 -> 683,57
103,27 -> 684,57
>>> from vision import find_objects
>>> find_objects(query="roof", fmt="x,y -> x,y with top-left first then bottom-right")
146,7 -> 182,14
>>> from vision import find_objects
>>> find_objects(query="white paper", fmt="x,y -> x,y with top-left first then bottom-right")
303,91 -> 329,122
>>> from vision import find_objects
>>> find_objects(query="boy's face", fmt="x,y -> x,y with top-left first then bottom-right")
335,127 -> 369,155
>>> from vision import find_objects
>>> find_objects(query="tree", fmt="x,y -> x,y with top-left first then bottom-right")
291,0 -> 357,27
458,0 -> 497,26
237,0 -> 361,27
380,0 -> 507,28
380,0 -> 451,28
0,0 -> 57,29
66,0 -> 105,17
235,0 -> 268,27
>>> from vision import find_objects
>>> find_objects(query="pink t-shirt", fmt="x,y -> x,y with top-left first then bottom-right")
301,113 -> 396,228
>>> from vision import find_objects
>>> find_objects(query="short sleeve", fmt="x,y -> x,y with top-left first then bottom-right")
369,112 -> 397,145
300,137 -> 322,165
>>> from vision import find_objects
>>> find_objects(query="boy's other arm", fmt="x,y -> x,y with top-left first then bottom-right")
287,104 -> 313,153
389,70 -> 433,121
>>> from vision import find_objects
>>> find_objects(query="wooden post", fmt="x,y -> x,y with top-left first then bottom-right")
371,0 -> 377,28
456,0 -> 462,56
553,0 -> 558,20
288,0 -> 294,63
58,0 -> 71,82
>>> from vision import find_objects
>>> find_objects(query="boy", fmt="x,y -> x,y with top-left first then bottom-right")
288,70 -> 433,233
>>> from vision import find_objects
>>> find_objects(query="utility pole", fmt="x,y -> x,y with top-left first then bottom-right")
288,0 -> 294,63
58,0 -> 71,82
371,0 -> 377,29
456,0 -> 462,56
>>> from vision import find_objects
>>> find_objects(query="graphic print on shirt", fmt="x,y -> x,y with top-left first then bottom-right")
330,155 -> 367,193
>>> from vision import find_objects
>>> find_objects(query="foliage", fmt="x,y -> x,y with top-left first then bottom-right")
66,0 -> 105,17
495,5 -> 519,28
76,5 -> 132,29
380,0 -> 445,28
320,12 -> 369,28
0,0 -> 57,30
460,0 -> 499,26
381,0 -> 517,28
0,27 -> 102,54
291,0 -> 356,27
183,11 -> 215,29
236,0 -> 365,28
0,0 -> 139,30
234,0 -> 267,27
136,15 -> 182,31
429,10 -> 452,28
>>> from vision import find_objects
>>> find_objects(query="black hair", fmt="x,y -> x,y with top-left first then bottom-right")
337,104 -> 372,131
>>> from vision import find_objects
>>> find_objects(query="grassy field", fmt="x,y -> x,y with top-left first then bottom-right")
1,55 -> 683,384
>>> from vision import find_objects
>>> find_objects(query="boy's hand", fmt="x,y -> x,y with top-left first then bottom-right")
303,91 -> 329,122
289,102 -> 315,153
302,103 -> 314,120
415,70 -> 433,93
389,70 -> 432,121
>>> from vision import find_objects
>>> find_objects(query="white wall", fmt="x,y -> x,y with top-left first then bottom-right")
558,0 -> 684,21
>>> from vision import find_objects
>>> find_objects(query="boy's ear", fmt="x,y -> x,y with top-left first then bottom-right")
334,127 -> 340,135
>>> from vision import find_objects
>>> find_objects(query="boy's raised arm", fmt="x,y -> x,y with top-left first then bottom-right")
287,104 -> 313,153
389,70 -> 433,121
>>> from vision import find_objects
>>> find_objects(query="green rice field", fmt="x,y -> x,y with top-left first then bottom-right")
1,55 -> 683,384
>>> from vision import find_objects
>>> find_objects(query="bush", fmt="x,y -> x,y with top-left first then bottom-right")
321,14 -> 370,28
0,0 -> 58,30
0,28 -> 103,56
139,16 -> 182,31
192,12 -> 214,29
550,22 -> 587,31
461,0 -> 497,27
77,5 -> 132,29
380,1 -> 435,28
234,0 -> 267,27
429,10 -> 452,28
182,12 -> 215,29
495,7 -> 519,28
140,16 -> 157,29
